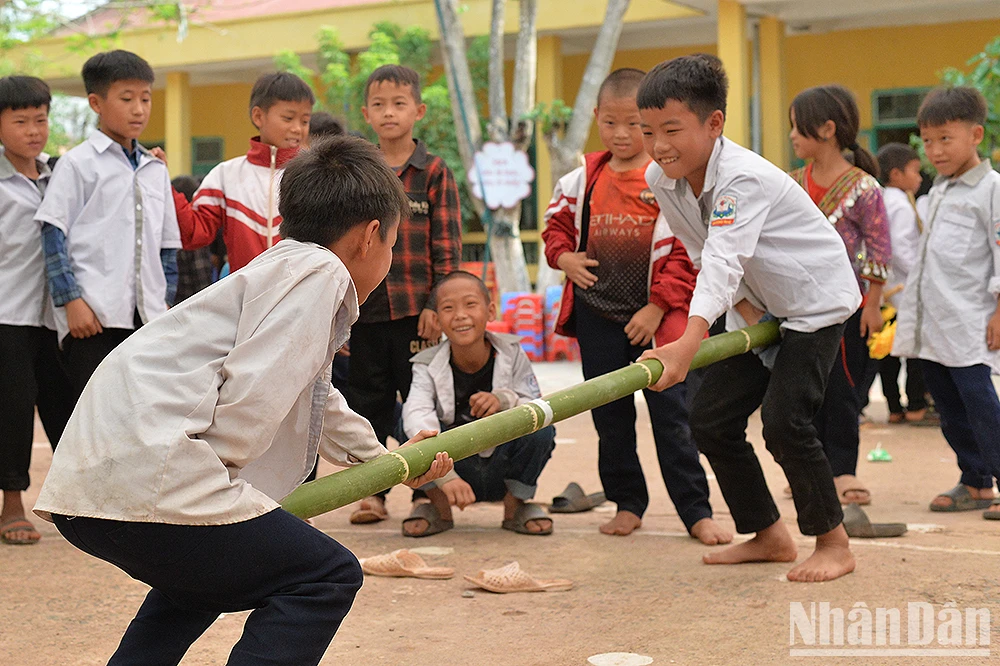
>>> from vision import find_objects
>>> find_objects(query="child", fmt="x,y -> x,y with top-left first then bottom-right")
308,111 -> 346,144
892,87 -> 1000,519
173,72 -> 314,273
33,135 -> 454,664
348,64 -> 463,524
35,50 -> 180,393
401,271 -> 555,536
788,85 -> 892,506
637,55 -> 861,582
0,75 -> 75,545
876,143 -> 927,423
542,68 -> 730,543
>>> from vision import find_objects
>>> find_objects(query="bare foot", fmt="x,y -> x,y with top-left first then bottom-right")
600,510 -> 642,536
402,491 -> 454,537
929,485 -> 995,510
786,524 -> 856,582
703,520 -> 797,565
690,517 -> 733,545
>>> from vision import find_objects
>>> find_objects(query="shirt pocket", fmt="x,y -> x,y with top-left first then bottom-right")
935,210 -> 978,259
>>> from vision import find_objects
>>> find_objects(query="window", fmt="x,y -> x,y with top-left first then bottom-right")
870,88 -> 931,151
192,137 -> 224,177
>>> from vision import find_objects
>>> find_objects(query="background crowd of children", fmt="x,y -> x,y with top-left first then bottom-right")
2,48 -> 999,563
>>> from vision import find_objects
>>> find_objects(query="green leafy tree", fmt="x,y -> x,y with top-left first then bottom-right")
276,23 -> 487,229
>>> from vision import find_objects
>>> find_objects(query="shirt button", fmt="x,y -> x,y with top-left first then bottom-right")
136,238 -> 142,246
136,204 -> 142,211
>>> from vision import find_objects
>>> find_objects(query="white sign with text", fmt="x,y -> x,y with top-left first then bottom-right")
468,141 -> 535,209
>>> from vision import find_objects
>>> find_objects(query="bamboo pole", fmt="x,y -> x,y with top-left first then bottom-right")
281,321 -> 780,519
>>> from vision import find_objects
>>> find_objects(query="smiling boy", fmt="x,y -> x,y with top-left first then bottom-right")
892,87 -> 1000,519
35,50 -> 180,393
348,65 -> 462,525
173,71 -> 314,272
636,55 -> 861,582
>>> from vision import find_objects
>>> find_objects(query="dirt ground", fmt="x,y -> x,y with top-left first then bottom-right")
2,361 -> 999,666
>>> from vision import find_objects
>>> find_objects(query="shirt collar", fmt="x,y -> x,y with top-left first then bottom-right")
0,148 -> 51,181
396,139 -> 429,171
934,158 -> 993,188
88,129 -> 150,160
247,137 -> 300,169
649,136 -> 725,196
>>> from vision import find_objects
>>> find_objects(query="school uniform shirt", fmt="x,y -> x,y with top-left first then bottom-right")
174,137 -> 299,273
0,150 -> 54,329
882,186 -> 922,301
645,137 -> 861,333
893,160 -> 1000,372
34,239 -> 388,525
34,130 -> 181,342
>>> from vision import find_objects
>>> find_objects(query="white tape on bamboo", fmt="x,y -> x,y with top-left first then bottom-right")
739,328 -> 752,353
527,398 -> 554,428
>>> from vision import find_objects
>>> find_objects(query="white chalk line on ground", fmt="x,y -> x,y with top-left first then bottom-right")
321,527 -> 1000,556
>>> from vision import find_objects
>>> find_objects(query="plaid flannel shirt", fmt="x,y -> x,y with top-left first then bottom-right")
358,140 -> 462,323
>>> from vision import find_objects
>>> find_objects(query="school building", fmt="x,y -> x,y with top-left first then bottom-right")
20,0 -> 1000,267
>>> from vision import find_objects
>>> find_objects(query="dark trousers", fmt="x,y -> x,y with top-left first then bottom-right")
0,325 -> 75,491
348,316 -> 423,500
690,323 -> 844,536
922,361 -> 1000,489
880,356 -> 927,414
61,310 -> 142,396
454,426 -> 556,502
575,301 -> 713,529
53,509 -> 363,666
814,309 -> 869,477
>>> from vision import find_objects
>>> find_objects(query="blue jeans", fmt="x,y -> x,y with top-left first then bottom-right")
53,510 -> 363,666
453,426 -> 556,502
922,361 -> 1000,489
575,300 -> 713,530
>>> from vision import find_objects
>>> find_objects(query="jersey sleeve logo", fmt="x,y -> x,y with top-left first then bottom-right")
639,188 -> 657,205
710,195 -> 737,226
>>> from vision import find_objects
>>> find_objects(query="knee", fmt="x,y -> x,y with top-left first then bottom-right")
322,547 -> 364,593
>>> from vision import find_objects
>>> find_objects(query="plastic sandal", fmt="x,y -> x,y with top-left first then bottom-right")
359,549 -> 455,579
463,561 -> 572,593
502,503 -> 553,535
549,482 -> 606,514
842,504 -> 907,538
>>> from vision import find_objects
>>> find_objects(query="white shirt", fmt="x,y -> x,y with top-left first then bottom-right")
34,130 -> 182,342
882,186 -> 921,303
0,150 -> 54,329
893,160 -> 1000,372
645,138 -> 861,333
34,240 -> 388,525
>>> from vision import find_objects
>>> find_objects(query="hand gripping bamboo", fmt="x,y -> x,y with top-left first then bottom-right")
281,320 -> 780,519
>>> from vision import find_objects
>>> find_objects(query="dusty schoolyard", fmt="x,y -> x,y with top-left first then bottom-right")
2,361 -> 999,666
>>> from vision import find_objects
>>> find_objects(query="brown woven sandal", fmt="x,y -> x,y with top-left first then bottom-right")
359,549 -> 454,580
463,561 -> 572,593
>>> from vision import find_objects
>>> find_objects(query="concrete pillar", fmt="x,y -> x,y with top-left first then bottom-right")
717,0 -> 749,147
164,71 -> 192,178
759,15 -> 788,168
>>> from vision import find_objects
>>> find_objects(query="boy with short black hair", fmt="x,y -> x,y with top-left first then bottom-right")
401,271 -> 556,536
174,71 -> 314,272
0,75 -> 75,545
35,50 -> 180,393
637,54 -> 861,582
875,142 -> 927,423
348,64 -> 463,524
892,87 -> 1000,519
308,110 -> 345,144
542,67 -> 729,543
34,135 -> 454,665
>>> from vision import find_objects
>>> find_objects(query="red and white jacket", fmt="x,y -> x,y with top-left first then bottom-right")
173,137 -> 300,272
541,150 -> 697,347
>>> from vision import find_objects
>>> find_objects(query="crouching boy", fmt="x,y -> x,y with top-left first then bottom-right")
33,136 -> 453,666
401,271 -> 556,537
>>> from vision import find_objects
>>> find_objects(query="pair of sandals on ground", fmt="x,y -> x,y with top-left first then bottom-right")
360,549 -> 573,594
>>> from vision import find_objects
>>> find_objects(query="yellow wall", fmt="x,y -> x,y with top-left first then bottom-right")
143,82 -> 257,163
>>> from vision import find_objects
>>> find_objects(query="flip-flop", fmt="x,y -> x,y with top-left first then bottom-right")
359,549 -> 455,579
502,503 -> 553,536
983,499 -> 1000,520
929,484 -> 995,512
842,504 -> 907,538
463,561 -> 573,594
402,502 -> 454,538
350,497 -> 388,524
834,475 -> 871,506
549,482 -> 606,513
0,518 -> 41,545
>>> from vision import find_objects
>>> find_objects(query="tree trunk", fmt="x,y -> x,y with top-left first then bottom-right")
535,0 -> 631,293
